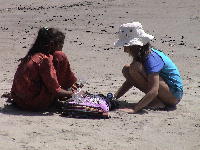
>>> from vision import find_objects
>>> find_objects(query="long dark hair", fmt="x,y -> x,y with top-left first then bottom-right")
23,27 -> 65,60
130,42 -> 151,63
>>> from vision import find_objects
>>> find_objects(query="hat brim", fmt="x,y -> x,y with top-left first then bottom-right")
114,34 -> 154,47
114,39 -> 131,47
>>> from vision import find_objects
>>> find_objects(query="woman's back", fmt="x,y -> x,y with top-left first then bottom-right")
11,52 -> 62,110
12,53 -> 45,98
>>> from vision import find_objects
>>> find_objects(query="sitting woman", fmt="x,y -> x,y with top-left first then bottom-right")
113,22 -> 183,113
11,27 -> 79,111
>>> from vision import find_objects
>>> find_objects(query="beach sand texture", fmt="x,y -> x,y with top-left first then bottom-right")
0,0 -> 200,150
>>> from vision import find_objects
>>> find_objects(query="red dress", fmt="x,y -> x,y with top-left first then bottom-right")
11,51 -> 77,110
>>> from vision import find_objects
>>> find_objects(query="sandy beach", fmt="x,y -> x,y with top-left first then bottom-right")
0,0 -> 200,149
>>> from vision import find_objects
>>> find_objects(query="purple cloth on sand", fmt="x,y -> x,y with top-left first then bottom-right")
68,94 -> 110,112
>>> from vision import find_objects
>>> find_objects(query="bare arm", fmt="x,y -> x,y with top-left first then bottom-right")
114,80 -> 133,99
133,73 -> 159,112
56,83 -> 85,100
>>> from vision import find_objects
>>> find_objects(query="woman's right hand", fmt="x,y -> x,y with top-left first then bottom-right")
72,88 -> 86,97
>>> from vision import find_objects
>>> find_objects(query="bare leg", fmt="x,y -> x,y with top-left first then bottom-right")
114,65 -> 134,99
116,61 -> 178,109
146,96 -> 166,110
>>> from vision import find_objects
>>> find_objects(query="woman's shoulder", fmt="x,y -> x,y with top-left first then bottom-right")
144,48 -> 164,70
150,48 -> 164,55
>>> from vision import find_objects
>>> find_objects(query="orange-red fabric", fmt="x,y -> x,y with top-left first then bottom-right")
53,51 -> 77,89
11,51 -> 77,110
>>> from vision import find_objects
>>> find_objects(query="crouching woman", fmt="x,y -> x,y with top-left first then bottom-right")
114,22 -> 183,113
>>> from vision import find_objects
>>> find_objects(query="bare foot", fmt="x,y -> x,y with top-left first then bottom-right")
146,99 -> 166,110
1,92 -> 13,103
118,108 -> 135,113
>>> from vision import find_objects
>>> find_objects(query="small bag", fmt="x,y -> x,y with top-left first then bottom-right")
62,92 -> 111,119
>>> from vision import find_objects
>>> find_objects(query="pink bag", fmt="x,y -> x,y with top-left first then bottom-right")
62,93 -> 110,119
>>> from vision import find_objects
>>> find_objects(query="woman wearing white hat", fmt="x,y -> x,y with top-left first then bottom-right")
114,22 -> 183,113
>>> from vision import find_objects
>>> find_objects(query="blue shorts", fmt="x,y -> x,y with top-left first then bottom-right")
169,86 -> 183,101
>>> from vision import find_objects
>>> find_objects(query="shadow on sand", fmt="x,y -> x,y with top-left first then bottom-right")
0,102 -> 62,116
111,99 -> 177,114
1,92 -> 176,118
0,92 -> 61,116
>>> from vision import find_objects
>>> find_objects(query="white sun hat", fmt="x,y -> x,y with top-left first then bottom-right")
114,22 -> 154,47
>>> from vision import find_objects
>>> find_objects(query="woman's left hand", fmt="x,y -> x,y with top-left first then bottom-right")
71,84 -> 78,91
71,82 -> 84,91
118,108 -> 136,114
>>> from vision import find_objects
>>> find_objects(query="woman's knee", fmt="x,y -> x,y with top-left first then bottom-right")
53,51 -> 66,61
130,61 -> 143,72
122,62 -> 144,79
122,65 -> 131,79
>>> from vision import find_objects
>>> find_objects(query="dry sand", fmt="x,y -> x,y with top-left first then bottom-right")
0,0 -> 200,149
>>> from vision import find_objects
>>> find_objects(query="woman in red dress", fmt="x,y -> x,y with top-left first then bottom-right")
11,27 -> 78,111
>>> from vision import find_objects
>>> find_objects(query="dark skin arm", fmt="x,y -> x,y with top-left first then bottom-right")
120,73 -> 159,113
56,88 -> 74,99
56,82 -> 85,100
